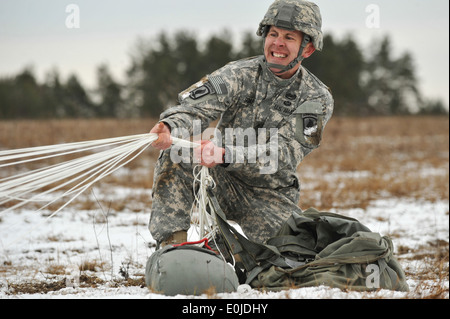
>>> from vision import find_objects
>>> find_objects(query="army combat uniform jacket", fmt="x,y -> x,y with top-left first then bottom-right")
149,56 -> 334,244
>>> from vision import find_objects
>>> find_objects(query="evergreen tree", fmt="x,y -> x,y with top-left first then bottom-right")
202,32 -> 234,73
0,68 -> 54,119
138,32 -> 179,117
63,74 -> 95,118
362,36 -> 421,115
236,31 -> 264,59
96,64 -> 123,118
0,76 -> 15,118
173,31 -> 203,90
303,34 -> 366,116
44,68 -> 66,118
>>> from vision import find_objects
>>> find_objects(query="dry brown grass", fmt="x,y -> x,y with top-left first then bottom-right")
298,116 -> 449,210
1,116 -> 448,211
0,118 -> 162,174
0,118 -> 156,149
2,258 -> 146,295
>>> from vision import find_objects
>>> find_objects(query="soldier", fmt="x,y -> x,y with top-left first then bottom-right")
149,0 -> 334,247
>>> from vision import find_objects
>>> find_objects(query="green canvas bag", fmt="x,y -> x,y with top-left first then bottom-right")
207,189 -> 409,292
251,217 -> 409,291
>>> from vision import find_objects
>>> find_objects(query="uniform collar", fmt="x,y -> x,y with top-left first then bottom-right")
259,56 -> 302,88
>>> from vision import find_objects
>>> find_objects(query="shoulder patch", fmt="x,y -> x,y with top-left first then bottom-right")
179,78 -> 208,101
189,82 -> 214,100
294,101 -> 323,114
208,76 -> 228,95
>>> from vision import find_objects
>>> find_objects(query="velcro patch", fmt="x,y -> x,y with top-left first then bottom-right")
208,76 -> 228,95
189,84 -> 213,100
294,101 -> 323,114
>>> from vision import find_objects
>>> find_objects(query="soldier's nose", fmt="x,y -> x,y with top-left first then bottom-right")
272,36 -> 285,47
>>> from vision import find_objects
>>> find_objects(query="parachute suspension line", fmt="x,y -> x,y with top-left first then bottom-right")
0,134 -> 150,169
1,134 -> 155,215
190,165 -> 231,264
0,133 -> 200,217
191,166 -> 217,240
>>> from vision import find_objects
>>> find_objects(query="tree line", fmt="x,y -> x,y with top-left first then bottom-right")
0,30 -> 447,120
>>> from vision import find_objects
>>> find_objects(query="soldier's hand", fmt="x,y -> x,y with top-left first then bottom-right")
194,140 -> 225,168
150,122 -> 172,150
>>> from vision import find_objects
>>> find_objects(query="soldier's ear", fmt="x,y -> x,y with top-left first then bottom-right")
302,43 -> 316,59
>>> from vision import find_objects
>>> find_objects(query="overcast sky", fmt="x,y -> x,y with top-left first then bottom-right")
0,0 -> 448,108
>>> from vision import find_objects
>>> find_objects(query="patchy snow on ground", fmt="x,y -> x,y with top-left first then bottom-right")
0,184 -> 448,300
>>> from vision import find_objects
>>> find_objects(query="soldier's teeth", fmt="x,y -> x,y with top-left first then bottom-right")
273,53 -> 287,58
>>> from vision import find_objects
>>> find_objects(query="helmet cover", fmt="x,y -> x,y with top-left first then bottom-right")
257,0 -> 324,51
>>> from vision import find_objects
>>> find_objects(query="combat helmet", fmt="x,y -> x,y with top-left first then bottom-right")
257,0 -> 324,74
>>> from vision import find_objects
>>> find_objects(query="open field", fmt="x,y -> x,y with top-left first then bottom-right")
0,116 -> 448,299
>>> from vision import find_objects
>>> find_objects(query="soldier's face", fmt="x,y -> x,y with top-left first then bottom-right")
264,26 -> 304,78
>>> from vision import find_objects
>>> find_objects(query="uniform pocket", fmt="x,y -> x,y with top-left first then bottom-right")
294,101 -> 325,150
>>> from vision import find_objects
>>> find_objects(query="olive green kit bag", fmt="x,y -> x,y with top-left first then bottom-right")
208,189 -> 409,292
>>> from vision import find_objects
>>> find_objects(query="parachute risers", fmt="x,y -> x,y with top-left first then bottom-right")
145,244 -> 239,296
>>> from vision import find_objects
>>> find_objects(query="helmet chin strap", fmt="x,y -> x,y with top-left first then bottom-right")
265,34 -> 312,76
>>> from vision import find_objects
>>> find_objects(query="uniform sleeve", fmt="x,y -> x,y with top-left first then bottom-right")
159,65 -> 241,136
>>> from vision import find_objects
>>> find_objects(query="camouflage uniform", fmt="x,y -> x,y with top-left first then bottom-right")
149,0 -> 334,244
149,56 -> 334,244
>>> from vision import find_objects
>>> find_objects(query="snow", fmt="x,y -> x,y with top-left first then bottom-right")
1,183 -> 448,300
